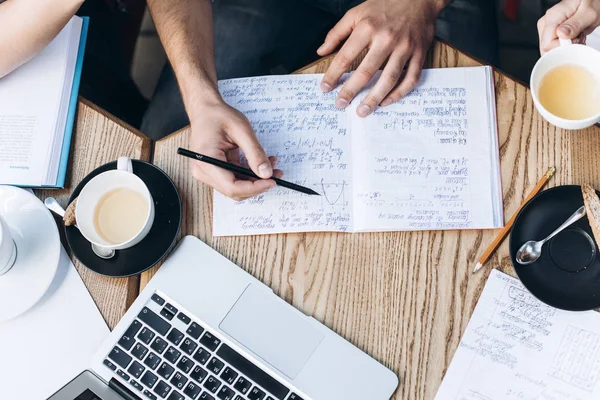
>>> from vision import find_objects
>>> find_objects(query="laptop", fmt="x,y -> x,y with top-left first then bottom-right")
49,236 -> 398,400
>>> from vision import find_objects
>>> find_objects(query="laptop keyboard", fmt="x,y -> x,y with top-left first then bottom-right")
103,293 -> 305,400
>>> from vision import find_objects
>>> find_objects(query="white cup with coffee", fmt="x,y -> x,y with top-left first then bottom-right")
530,39 -> 600,130
0,214 -> 17,276
76,156 -> 155,251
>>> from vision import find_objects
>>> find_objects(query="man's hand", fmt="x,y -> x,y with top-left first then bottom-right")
189,100 -> 283,201
538,0 -> 600,55
318,0 -> 446,117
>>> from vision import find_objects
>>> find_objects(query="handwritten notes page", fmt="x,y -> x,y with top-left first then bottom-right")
212,68 -> 502,236
436,270 -> 600,400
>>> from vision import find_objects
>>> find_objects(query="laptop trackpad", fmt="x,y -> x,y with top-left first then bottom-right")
219,284 -> 324,379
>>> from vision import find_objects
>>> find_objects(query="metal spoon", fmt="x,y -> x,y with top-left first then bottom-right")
516,205 -> 587,265
44,197 -> 115,259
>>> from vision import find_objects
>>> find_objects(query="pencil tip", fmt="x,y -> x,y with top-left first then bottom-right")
472,262 -> 482,274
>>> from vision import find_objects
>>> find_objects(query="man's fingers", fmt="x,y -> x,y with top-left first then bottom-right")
539,0 -> 578,53
317,12 -> 354,57
380,52 -> 425,106
356,50 -> 411,117
227,120 -> 272,179
320,31 -> 370,93
557,4 -> 598,39
335,41 -> 394,111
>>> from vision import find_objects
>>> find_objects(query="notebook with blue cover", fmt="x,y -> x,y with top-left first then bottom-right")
0,16 -> 88,188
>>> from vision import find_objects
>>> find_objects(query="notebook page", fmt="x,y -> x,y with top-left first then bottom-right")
436,270 -> 600,400
0,21 -> 72,186
349,67 -> 502,231
212,75 -> 353,236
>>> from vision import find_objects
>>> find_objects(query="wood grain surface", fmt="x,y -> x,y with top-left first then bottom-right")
144,40 -> 600,400
35,98 -> 151,329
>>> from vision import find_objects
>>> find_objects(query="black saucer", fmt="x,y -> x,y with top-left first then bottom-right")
65,160 -> 182,277
510,185 -> 600,311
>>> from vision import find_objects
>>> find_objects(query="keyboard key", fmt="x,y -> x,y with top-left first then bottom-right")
190,365 -> 208,384
208,357 -> 225,374
287,394 -> 303,400
138,327 -> 156,345
118,320 -> 142,350
131,381 -> 143,392
165,303 -> 178,315
200,393 -> 215,400
139,307 -> 171,336
183,382 -> 202,399
144,352 -> 161,370
199,332 -> 221,351
128,361 -> 146,379
116,369 -> 130,381
154,380 -> 172,399
177,356 -> 194,374
108,346 -> 132,369
132,343 -> 149,360
167,391 -> 184,400
165,346 -> 182,364
248,387 -> 265,400
180,338 -> 198,355
218,345 -> 289,400
187,322 -> 204,339
143,389 -> 158,400
266,397 -> 275,400
151,337 -> 168,354
167,328 -> 184,345
203,376 -> 222,393
234,396 -> 244,400
103,359 -> 117,371
217,386 -> 235,400
152,293 -> 166,306
193,347 -> 211,365
177,312 -> 191,324
233,377 -> 252,395
220,367 -> 238,385
170,372 -> 188,390
161,308 -> 175,321
157,362 -> 175,380
141,371 -> 158,389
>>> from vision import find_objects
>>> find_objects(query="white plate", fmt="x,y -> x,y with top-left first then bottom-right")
0,186 -> 60,323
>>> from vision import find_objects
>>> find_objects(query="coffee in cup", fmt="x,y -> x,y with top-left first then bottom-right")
76,157 -> 155,251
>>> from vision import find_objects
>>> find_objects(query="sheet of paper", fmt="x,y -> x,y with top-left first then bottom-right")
436,270 -> 600,400
588,28 -> 600,52
350,67 -> 502,231
213,75 -> 354,236
0,247 -> 109,400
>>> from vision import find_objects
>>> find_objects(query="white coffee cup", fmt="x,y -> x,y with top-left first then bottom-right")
530,38 -> 600,130
76,157 -> 155,251
0,214 -> 17,276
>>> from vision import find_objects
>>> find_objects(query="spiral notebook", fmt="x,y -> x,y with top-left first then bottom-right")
0,16 -> 88,188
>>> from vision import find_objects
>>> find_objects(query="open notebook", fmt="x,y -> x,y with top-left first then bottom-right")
0,16 -> 88,188
213,67 -> 502,236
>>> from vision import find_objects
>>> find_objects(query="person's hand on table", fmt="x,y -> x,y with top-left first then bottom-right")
537,0 -> 600,55
317,0 -> 447,117
188,100 -> 283,201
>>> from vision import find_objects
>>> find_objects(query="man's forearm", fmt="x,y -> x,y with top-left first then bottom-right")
147,0 -> 221,120
0,0 -> 83,78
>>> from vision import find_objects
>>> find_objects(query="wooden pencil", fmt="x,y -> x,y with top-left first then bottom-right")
472,167 -> 556,274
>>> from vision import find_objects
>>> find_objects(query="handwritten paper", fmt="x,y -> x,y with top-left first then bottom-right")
212,68 -> 502,236
435,270 -> 600,400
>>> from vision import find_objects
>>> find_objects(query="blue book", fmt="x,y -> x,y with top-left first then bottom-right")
0,16 -> 89,187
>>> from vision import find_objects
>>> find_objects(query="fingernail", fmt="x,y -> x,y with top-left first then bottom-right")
357,104 -> 371,117
381,99 -> 393,106
258,162 -> 272,178
558,25 -> 572,36
321,82 -> 332,92
336,98 -> 349,109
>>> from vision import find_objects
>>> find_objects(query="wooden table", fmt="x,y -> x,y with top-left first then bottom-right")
35,98 -> 151,329
148,41 -> 600,399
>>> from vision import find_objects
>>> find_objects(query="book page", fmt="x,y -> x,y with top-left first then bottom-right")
0,20 -> 73,186
349,67 -> 502,231
212,75 -> 353,236
436,270 -> 600,400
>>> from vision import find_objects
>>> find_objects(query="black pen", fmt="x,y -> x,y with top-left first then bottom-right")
177,148 -> 320,196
